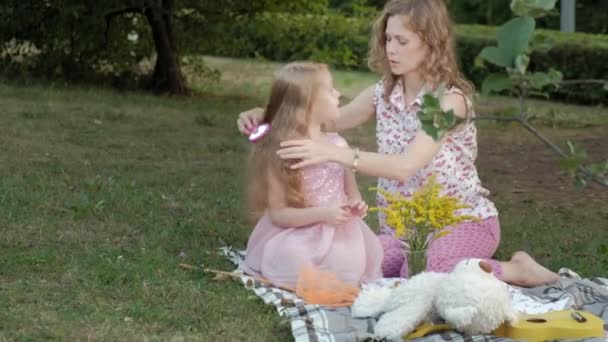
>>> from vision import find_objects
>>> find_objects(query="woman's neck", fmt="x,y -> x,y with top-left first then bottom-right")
401,72 -> 426,101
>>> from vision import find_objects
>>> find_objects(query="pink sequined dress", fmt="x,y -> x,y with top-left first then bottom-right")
242,133 -> 383,288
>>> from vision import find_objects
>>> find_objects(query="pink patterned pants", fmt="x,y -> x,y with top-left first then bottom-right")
378,216 -> 503,279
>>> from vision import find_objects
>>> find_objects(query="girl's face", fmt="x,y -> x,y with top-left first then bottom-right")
310,71 -> 340,124
385,15 -> 429,77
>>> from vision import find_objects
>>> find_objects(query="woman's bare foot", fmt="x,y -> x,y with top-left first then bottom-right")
502,251 -> 560,287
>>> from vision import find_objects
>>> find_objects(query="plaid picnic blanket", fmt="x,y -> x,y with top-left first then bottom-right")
220,247 -> 608,342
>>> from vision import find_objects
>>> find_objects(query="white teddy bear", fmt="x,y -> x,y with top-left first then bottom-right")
435,258 -> 519,334
352,258 -> 519,340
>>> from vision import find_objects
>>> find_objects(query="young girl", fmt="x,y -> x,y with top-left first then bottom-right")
239,0 -> 559,287
242,62 -> 383,289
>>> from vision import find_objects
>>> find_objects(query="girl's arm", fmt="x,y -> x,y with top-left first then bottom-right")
344,168 -> 362,203
343,167 -> 368,218
340,138 -> 368,217
333,136 -> 362,203
266,167 -> 349,228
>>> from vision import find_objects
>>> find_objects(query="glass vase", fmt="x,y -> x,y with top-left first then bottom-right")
408,250 -> 427,277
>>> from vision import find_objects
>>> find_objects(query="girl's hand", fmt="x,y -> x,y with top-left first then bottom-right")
346,200 -> 368,218
323,206 -> 351,226
237,107 -> 264,135
277,139 -> 338,169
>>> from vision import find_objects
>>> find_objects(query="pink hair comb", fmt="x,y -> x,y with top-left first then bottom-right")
248,123 -> 271,143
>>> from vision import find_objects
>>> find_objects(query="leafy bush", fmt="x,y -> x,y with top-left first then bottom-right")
199,12 -> 372,69
0,3 -> 154,88
458,25 -> 608,104
199,12 -> 608,104
447,0 -> 608,35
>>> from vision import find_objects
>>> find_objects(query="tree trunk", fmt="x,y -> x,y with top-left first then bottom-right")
144,0 -> 188,95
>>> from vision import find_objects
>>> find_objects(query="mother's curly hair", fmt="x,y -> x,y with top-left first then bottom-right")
368,0 -> 474,100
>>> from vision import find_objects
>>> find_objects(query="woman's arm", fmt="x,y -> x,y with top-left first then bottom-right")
339,93 -> 469,180
339,133 -> 441,181
334,85 -> 376,132
278,93 -> 469,181
237,107 -> 264,135
237,84 -> 377,134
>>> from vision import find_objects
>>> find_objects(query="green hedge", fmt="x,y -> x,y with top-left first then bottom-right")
200,12 -> 372,69
199,13 -> 608,105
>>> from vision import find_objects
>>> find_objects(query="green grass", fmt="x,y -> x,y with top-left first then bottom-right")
199,56 -> 379,103
1,57 -> 607,340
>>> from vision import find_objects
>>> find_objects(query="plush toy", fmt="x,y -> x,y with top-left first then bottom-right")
435,259 -> 519,335
351,258 -> 519,340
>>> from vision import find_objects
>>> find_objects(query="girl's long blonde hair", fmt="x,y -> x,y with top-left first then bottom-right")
368,0 -> 474,100
247,62 -> 329,221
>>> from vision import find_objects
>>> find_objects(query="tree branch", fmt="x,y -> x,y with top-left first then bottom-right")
516,78 -> 607,187
518,119 -> 608,188
474,115 -> 520,122
518,119 -> 568,159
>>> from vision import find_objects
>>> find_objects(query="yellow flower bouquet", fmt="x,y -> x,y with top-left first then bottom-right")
371,175 -> 478,276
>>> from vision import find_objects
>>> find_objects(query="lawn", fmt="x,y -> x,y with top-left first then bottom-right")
1,56 -> 606,340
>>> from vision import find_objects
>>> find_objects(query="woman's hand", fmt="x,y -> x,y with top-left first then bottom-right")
277,139 -> 344,169
237,107 -> 264,135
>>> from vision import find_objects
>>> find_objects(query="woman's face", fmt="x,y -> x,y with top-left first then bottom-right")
385,15 -> 429,77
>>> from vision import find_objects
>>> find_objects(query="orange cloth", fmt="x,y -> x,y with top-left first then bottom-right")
295,264 -> 361,307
